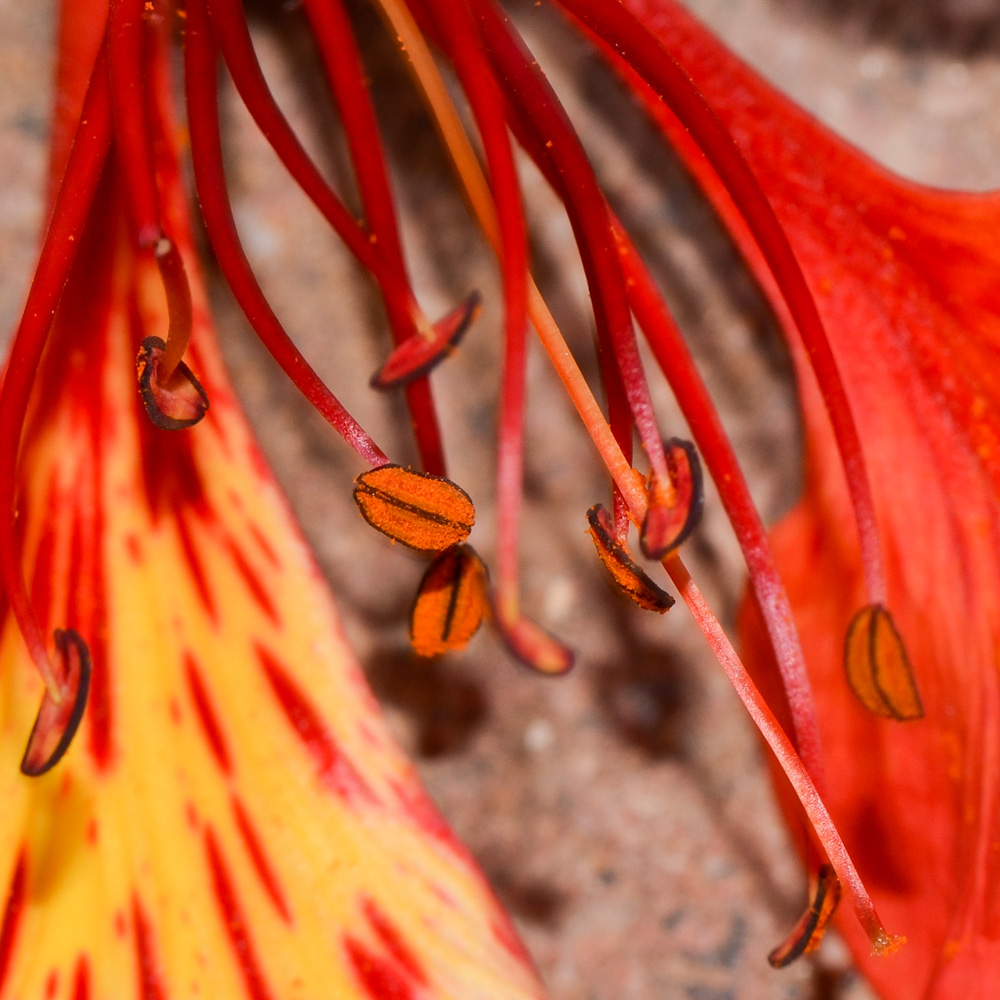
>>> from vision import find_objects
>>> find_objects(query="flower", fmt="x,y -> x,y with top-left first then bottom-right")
0,1 -> 546,995
604,0 -> 1000,994
3,0 -> 961,994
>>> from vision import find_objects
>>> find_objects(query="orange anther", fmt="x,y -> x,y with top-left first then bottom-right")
768,864 -> 841,968
353,465 -> 475,552
640,437 -> 703,560
21,629 -> 92,777
844,603 -> 923,721
586,504 -> 674,613
409,545 -> 489,657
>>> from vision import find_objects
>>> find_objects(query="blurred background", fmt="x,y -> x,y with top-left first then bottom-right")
2,1 -> 1000,997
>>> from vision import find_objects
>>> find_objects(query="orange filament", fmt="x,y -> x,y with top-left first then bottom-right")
844,604 -> 924,721
586,504 -> 674,613
409,545 -> 490,657
152,236 -> 196,386
768,864 -> 841,968
353,465 -> 476,552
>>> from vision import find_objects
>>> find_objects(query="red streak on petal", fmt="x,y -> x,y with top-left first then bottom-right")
174,514 -> 217,624
184,651 -> 232,773
204,829 -> 275,1000
225,538 -> 278,624
71,956 -> 90,1000
85,818 -> 98,845
256,644 -> 374,803
126,533 -> 142,564
0,852 -> 27,991
387,778 -> 463,853
247,522 -> 280,569
45,968 -> 58,999
490,916 -> 533,966
114,910 -> 127,938
132,896 -> 167,1000
344,937 -> 419,1000
231,796 -> 292,923
361,898 -> 426,985
85,637 -> 113,769
138,410 -> 209,525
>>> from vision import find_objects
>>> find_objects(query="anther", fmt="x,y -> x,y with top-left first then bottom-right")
353,464 -> 475,552
409,544 -> 489,656
21,629 -> 92,777
586,504 -> 674,613
370,291 -> 482,389
136,335 -> 210,429
844,604 -> 923,721
768,864 -> 841,968
640,438 -> 704,560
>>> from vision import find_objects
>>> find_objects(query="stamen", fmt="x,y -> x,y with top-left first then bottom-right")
640,438 -> 704,560
844,604 -> 923,721
409,545 -> 489,657
472,0 -> 669,484
371,292 -> 482,389
150,236 -> 195,387
665,555 -> 903,955
295,0 -> 453,473
136,335 -> 210,430
768,864 -> 841,968
353,465 -> 475,552
110,0 -> 198,388
183,0 -> 388,467
0,45 -> 110,694
20,630 -> 92,777
586,504 -> 674,613
618,222 -> 826,784
560,0 -> 892,609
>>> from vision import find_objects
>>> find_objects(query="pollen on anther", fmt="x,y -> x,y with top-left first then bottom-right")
844,603 -> 923,721
409,545 -> 489,656
586,504 -> 674,613
353,465 -> 475,552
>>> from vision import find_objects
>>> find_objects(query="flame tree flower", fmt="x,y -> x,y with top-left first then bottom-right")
2,0 -> 982,996
0,1 -> 546,996
594,0 -> 1000,995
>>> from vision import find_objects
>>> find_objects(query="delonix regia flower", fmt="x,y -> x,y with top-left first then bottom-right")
2,0 -> 978,996
598,0 -> 1000,995
0,1 -> 546,996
